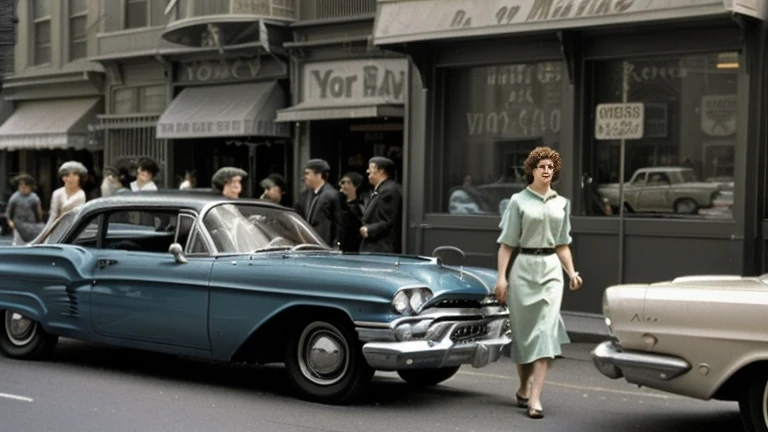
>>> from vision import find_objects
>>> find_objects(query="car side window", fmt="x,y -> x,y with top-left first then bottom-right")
186,228 -> 210,255
648,172 -> 670,185
71,218 -> 100,247
632,173 -> 646,184
103,210 -> 179,253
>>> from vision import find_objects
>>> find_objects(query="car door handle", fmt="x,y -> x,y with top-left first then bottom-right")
97,259 -> 117,269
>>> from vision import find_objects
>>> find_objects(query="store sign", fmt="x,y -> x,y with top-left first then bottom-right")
156,119 -> 290,138
595,102 -> 644,140
302,59 -> 407,106
701,95 -> 737,137
177,58 -> 262,84
374,0 -> 759,44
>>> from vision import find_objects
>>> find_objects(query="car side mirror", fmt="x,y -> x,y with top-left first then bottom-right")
169,242 -> 188,264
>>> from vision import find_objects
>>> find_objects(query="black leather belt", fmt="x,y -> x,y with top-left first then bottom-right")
520,248 -> 556,256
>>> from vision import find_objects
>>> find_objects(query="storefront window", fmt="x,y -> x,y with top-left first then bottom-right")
586,52 -> 738,219
442,61 -> 567,216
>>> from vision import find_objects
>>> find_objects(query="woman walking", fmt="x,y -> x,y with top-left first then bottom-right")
5,174 -> 44,246
494,146 -> 583,419
46,161 -> 88,227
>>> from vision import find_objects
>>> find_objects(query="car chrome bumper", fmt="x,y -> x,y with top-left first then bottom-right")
358,314 -> 512,371
591,340 -> 691,382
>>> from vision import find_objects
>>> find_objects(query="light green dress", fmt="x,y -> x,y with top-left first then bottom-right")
497,187 -> 571,365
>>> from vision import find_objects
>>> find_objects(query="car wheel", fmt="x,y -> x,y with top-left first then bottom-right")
0,310 -> 58,360
285,318 -> 373,405
397,366 -> 461,386
674,198 -> 699,214
738,372 -> 768,432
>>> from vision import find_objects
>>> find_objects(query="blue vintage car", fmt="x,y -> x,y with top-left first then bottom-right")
0,192 -> 511,404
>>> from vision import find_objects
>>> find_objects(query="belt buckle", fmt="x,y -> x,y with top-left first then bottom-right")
533,249 -> 543,255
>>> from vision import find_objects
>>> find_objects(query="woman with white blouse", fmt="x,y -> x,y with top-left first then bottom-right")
46,161 -> 88,228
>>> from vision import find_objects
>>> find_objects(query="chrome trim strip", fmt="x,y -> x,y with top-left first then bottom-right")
354,321 -> 390,329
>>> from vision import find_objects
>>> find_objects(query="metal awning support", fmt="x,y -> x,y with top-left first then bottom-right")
275,104 -> 404,122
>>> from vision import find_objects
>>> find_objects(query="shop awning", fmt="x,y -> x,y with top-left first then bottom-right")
156,81 -> 290,139
275,103 -> 404,122
0,97 -> 101,151
373,0 -> 766,46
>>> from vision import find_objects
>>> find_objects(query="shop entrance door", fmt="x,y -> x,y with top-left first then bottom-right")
309,119 -> 404,196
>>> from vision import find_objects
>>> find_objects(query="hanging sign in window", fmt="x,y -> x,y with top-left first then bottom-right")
595,102 -> 644,140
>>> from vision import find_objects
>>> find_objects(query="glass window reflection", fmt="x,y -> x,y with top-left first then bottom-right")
585,52 -> 738,219
442,61 -> 567,215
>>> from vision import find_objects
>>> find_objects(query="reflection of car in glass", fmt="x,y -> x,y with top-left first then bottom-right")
448,183 -> 526,215
592,274 -> 768,432
597,167 -> 725,214
0,192 -> 511,404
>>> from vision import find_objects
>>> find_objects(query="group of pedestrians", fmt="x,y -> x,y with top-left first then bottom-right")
209,156 -> 403,254
5,152 -> 403,254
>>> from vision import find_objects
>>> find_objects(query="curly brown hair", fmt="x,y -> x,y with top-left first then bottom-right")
523,146 -> 562,184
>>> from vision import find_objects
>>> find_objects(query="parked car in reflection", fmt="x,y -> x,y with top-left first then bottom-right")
592,274 -> 768,432
0,192 -> 511,404
597,167 -> 725,215
448,182 -> 526,215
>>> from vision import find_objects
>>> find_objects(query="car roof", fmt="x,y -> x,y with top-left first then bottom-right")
74,190 -> 291,215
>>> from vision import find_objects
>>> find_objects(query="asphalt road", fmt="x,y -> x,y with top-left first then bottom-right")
0,340 -> 742,432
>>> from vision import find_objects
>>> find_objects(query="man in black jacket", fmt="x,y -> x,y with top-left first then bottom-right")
360,157 -> 402,254
296,159 -> 343,248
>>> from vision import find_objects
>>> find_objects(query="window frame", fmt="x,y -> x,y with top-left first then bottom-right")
68,0 -> 88,62
111,84 -> 167,114
124,0 -> 150,30
31,0 -> 52,66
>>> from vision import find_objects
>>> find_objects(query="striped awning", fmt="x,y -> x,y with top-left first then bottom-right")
0,97 -> 102,151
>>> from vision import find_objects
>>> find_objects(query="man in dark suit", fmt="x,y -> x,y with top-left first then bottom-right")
295,159 -> 343,248
360,157 -> 402,254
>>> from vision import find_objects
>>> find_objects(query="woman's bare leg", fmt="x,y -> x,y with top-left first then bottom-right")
527,358 -> 552,410
516,363 -> 533,398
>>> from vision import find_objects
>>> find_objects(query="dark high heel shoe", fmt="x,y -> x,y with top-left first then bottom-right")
527,407 -> 544,419
515,393 -> 529,408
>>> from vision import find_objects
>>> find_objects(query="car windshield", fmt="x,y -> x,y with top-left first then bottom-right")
36,210 -> 78,244
202,203 -> 328,254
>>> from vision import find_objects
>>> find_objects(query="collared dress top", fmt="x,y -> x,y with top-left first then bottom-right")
497,187 -> 572,364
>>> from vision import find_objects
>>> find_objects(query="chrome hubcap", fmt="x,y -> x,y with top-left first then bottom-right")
677,201 -> 695,213
4,311 -> 37,347
297,322 -> 349,386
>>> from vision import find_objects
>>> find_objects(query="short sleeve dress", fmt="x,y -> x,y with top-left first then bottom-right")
497,187 -> 572,365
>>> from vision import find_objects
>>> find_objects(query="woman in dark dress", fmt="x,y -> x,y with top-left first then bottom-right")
339,172 -> 365,252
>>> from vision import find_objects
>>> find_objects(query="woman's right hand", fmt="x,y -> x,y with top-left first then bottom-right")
494,279 -> 508,304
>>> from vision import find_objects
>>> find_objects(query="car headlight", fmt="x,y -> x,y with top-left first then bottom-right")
391,287 -> 434,314
393,291 -> 409,314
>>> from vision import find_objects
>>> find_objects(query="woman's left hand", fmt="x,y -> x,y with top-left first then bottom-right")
569,274 -> 583,291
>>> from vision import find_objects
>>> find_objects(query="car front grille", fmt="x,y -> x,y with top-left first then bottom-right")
434,299 -> 482,309
450,321 -> 490,344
